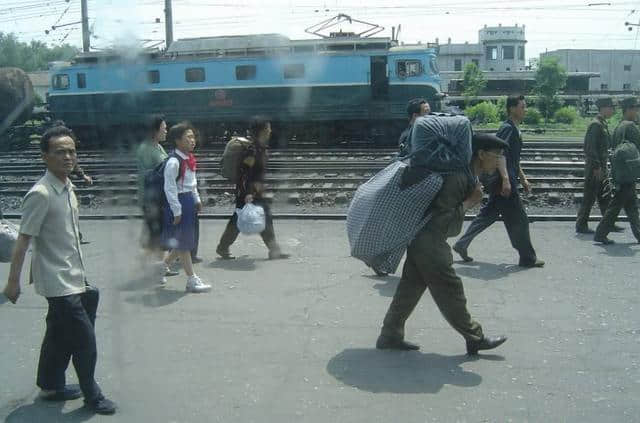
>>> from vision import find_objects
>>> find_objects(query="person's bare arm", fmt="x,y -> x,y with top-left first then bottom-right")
3,234 -> 32,303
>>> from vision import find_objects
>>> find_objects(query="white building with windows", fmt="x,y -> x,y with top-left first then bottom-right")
541,49 -> 640,93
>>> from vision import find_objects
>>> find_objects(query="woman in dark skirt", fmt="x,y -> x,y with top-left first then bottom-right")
161,123 -> 211,293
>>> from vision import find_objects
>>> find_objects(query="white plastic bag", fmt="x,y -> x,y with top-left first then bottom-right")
235,203 -> 266,235
0,220 -> 19,263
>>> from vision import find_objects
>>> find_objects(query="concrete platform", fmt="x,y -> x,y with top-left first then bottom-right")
1,220 -> 639,422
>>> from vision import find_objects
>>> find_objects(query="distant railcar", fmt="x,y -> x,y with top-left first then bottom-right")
48,33 -> 442,147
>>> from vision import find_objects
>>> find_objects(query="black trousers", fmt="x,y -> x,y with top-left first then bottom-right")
454,191 -> 537,265
595,183 -> 640,241
36,286 -> 101,401
575,166 -> 611,230
191,214 -> 200,259
217,200 -> 276,252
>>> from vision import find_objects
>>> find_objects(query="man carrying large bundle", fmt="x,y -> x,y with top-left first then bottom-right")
376,133 -> 508,354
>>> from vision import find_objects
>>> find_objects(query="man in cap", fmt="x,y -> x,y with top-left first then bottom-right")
575,97 -> 616,234
398,98 -> 431,157
594,97 -> 640,244
376,133 -> 508,355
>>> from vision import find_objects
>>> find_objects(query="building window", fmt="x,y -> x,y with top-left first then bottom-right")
147,70 -> 160,84
472,59 -> 479,67
623,83 -> 632,90
502,46 -> 515,60
600,83 -> 608,90
396,60 -> 423,78
76,73 -> 86,89
283,63 -> 305,79
235,65 -> 256,80
624,65 -> 632,72
518,46 -> 525,61
454,59 -> 462,71
486,46 -> 497,60
185,67 -> 205,82
52,74 -> 70,90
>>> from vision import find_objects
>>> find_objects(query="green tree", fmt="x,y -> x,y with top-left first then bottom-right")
0,32 -> 78,72
462,62 -> 487,102
534,57 -> 567,122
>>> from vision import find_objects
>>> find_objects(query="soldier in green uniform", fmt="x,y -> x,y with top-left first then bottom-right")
594,97 -> 640,244
376,133 -> 509,355
575,98 -> 615,234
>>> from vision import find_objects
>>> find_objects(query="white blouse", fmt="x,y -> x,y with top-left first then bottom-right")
163,149 -> 201,217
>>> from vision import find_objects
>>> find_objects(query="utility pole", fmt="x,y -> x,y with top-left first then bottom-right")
165,0 -> 174,48
81,0 -> 90,52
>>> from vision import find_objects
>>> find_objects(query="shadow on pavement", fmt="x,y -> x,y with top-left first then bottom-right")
5,398 -> 94,423
206,256 -> 257,271
595,242 -> 638,257
327,348 -> 502,394
124,287 -> 188,308
363,275 -> 401,297
454,261 -> 528,281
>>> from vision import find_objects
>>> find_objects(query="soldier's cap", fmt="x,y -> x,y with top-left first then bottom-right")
620,97 -> 639,110
595,97 -> 614,109
407,98 -> 427,116
472,133 -> 509,154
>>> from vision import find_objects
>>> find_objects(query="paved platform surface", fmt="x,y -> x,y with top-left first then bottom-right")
1,220 -> 639,422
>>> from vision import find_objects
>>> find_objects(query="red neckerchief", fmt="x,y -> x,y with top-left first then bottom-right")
179,152 -> 197,180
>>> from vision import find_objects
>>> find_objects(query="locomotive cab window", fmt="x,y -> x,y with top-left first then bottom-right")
185,67 -> 205,82
396,60 -> 422,78
236,65 -> 256,80
283,64 -> 305,79
77,73 -> 86,89
52,74 -> 70,90
148,70 -> 160,84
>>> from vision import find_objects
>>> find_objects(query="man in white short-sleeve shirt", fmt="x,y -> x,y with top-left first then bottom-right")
3,126 -> 116,415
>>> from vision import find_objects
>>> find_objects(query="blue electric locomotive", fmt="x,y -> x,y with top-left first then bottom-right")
48,32 -> 442,147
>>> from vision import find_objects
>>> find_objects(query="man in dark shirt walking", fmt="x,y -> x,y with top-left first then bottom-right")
216,117 -> 290,260
453,95 -> 544,268
398,98 -> 430,157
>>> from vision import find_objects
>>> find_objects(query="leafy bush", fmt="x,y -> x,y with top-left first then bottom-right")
496,97 -> 507,122
523,107 -> 543,125
553,106 -> 579,124
465,102 -> 499,124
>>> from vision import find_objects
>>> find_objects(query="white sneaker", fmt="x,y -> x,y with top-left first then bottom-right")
185,275 -> 211,293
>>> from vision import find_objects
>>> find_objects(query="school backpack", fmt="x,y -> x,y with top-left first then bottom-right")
220,136 -> 254,183
611,140 -> 640,184
143,153 -> 184,219
407,115 -> 473,172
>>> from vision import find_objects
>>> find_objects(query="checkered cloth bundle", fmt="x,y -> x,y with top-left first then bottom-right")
346,160 -> 443,274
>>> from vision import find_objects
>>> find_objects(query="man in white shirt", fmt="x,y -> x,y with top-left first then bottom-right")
3,126 -> 116,415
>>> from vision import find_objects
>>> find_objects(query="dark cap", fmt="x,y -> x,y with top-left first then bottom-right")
595,97 -> 614,109
472,133 -> 509,154
620,97 -> 639,110
407,98 -> 427,116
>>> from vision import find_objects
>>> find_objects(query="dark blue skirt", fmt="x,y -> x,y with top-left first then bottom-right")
162,192 -> 196,251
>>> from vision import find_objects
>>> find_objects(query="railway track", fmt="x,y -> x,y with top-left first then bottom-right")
0,142 -> 635,212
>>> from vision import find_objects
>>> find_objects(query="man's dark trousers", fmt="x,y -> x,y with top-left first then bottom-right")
454,191 -> 537,265
191,214 -> 200,259
575,166 -> 611,230
595,183 -> 640,241
217,200 -> 276,252
36,286 -> 102,401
